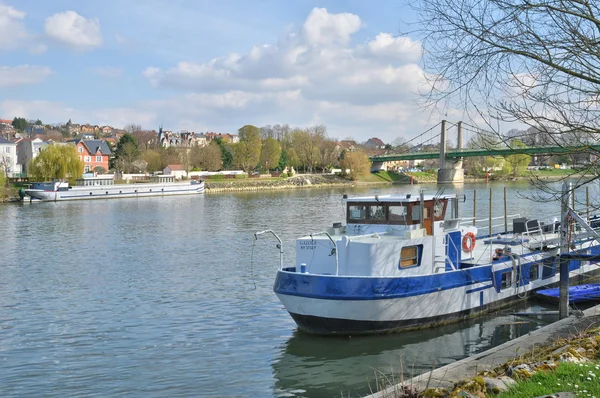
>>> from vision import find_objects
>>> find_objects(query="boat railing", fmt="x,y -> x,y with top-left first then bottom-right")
459,213 -> 522,236
254,230 -> 283,269
309,231 -> 339,275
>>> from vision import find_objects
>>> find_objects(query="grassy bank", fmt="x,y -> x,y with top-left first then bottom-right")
374,322 -> 600,398
498,361 -> 600,398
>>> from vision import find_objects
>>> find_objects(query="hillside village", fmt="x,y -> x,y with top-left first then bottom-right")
0,117 -> 399,180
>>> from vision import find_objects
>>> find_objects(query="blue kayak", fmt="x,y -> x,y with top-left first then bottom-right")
535,284 -> 600,303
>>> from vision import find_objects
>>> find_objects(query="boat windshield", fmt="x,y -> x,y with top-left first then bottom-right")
346,199 -> 447,226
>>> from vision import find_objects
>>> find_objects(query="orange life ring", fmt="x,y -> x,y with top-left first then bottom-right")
462,232 -> 476,253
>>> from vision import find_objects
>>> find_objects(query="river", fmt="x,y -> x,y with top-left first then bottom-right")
0,180 -> 597,397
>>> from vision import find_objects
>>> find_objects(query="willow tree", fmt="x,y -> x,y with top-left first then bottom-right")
412,0 -> 600,193
29,144 -> 83,183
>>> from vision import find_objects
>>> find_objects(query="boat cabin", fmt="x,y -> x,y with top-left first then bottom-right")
346,195 -> 449,235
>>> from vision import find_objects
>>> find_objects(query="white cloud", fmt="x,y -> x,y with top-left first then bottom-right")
358,33 -> 421,62
301,7 -> 361,47
140,7 -> 436,142
0,65 -> 52,87
0,2 -> 29,50
45,11 -> 102,51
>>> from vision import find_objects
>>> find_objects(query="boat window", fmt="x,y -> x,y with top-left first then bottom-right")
388,205 -> 407,222
411,204 -> 421,222
348,205 -> 365,221
530,263 -> 539,281
368,205 -> 386,221
433,200 -> 446,219
500,272 -> 512,289
399,245 -> 422,268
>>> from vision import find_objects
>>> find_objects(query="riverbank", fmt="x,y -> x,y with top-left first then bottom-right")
204,174 -> 360,193
369,304 -> 600,398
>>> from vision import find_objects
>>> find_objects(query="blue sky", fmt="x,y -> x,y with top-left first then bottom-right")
0,0 -> 461,143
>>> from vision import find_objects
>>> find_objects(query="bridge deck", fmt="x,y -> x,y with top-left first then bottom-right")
370,145 -> 600,162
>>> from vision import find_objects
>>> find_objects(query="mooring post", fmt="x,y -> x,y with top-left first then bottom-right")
489,188 -> 492,238
504,187 -> 508,233
587,186 -> 590,222
473,190 -> 477,226
559,182 -> 571,319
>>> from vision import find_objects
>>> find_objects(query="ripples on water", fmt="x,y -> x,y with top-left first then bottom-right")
0,182 -> 588,397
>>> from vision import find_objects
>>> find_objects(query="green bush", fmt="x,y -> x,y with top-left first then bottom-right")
281,172 -> 288,178
235,174 -> 248,179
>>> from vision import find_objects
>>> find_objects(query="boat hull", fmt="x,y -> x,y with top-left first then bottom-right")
274,263 -> 600,336
24,181 -> 204,202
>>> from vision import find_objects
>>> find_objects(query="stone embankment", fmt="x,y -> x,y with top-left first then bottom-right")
205,175 -> 357,193
369,305 -> 600,398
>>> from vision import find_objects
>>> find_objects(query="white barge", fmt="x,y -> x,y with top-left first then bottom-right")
256,190 -> 600,335
22,174 -> 204,202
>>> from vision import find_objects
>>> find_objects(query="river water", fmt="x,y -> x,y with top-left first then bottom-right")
0,180 -> 597,397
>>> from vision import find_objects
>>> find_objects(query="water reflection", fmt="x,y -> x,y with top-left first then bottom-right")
273,302 -> 558,398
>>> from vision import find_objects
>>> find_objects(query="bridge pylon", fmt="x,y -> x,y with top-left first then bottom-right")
437,120 -> 464,184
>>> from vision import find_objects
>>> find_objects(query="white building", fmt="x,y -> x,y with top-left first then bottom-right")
163,164 -> 187,179
17,138 -> 48,175
0,137 -> 21,177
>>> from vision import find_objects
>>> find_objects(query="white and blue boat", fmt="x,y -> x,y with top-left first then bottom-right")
22,174 -> 205,202
256,191 -> 600,335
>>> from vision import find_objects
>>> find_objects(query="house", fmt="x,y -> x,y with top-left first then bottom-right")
0,136 -> 21,177
163,164 -> 187,179
17,138 -> 48,174
81,124 -> 100,134
100,125 -> 113,134
364,137 -> 386,149
337,140 -> 358,152
157,127 -> 205,148
204,132 -> 238,144
65,119 -> 81,135
69,139 -> 112,173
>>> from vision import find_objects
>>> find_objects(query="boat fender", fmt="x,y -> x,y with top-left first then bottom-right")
462,232 -> 476,253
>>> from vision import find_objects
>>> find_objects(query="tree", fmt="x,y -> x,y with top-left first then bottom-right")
504,140 -> 531,177
132,130 -> 158,150
286,148 -> 300,169
190,141 -> 223,171
159,146 -> 181,169
112,134 -> 140,173
233,125 -> 261,172
29,144 -> 83,183
93,166 -> 107,174
413,0 -> 600,190
260,138 -> 281,172
12,117 -> 27,131
318,139 -> 339,172
340,150 -> 371,180
214,137 -> 233,169
34,119 -> 43,126
292,126 -> 325,173
141,149 -> 163,172
124,123 -> 142,134
0,167 -> 6,193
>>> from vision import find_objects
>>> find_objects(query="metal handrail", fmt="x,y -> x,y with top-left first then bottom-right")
254,230 -> 283,269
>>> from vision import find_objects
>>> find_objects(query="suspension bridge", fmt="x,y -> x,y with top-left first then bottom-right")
370,120 -> 600,184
